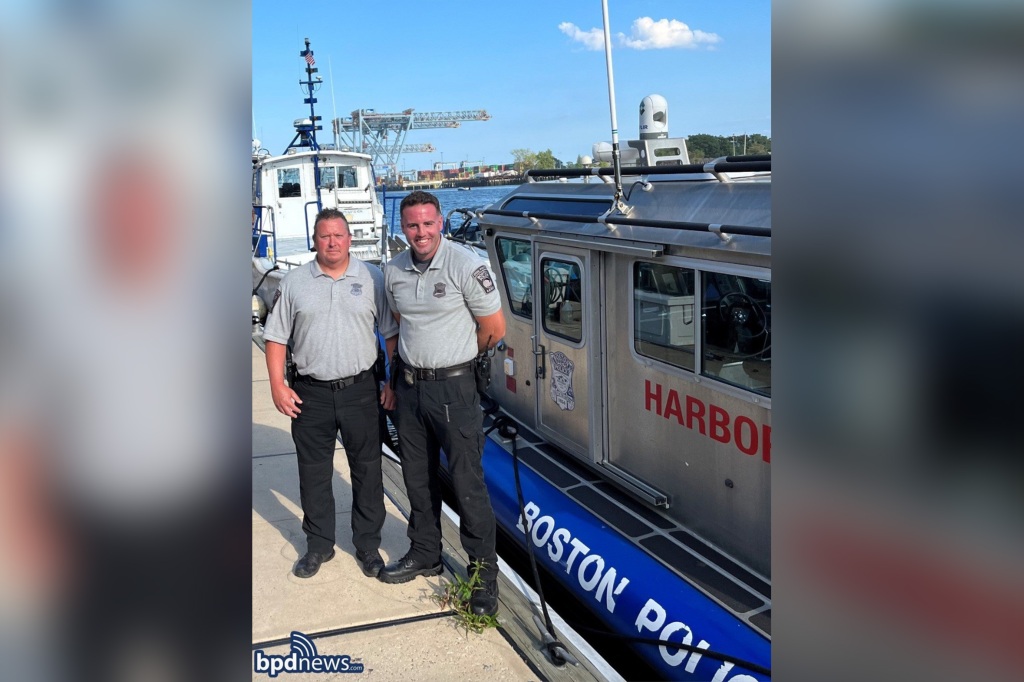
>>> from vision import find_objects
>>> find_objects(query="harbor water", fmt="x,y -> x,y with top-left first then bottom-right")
378,185 -> 516,236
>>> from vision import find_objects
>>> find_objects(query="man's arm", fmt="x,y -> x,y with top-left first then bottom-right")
266,341 -> 302,418
385,333 -> 398,362
475,309 -> 506,353
379,333 -> 399,410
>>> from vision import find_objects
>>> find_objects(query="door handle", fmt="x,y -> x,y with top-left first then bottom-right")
531,335 -> 546,379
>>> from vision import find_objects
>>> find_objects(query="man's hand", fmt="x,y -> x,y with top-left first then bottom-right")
271,382 -> 302,418
380,382 -> 396,411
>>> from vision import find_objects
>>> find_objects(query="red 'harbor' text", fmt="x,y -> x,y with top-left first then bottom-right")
644,380 -> 771,463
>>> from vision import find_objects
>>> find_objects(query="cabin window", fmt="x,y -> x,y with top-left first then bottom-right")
541,258 -> 582,342
633,262 -> 696,372
338,166 -> 358,188
318,167 -> 335,189
277,168 -> 301,198
318,166 -> 358,190
495,237 -> 533,319
701,272 -> 771,397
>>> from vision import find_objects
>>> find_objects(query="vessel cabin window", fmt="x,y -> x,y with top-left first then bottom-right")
277,168 -> 301,198
319,165 -> 358,190
701,272 -> 771,397
494,237 -> 533,319
541,258 -> 582,342
633,263 -> 696,371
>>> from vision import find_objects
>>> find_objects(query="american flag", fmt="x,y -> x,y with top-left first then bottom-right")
304,51 -> 315,66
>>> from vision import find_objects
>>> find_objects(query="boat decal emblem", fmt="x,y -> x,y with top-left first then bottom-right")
549,351 -> 575,411
433,282 -> 447,298
472,265 -> 496,294
350,282 -> 363,297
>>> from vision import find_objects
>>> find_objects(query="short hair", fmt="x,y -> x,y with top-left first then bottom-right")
312,207 -> 349,236
399,190 -> 441,217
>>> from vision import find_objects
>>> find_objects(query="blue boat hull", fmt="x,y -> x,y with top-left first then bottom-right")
470,436 -> 771,681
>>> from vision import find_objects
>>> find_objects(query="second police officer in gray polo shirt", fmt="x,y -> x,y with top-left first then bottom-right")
380,191 -> 506,617
264,208 -> 398,580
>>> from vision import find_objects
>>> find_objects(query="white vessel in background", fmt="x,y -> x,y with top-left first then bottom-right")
252,38 -> 389,319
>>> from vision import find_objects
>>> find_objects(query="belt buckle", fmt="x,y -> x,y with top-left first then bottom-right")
403,367 -> 415,386
422,368 -> 437,381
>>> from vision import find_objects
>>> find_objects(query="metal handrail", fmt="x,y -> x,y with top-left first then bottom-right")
481,208 -> 770,239
525,156 -> 770,181
252,205 -> 278,260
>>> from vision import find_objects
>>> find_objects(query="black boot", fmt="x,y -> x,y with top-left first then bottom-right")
470,576 -> 498,616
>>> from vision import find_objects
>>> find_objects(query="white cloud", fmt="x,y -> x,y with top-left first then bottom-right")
558,22 -> 606,51
616,17 -> 722,50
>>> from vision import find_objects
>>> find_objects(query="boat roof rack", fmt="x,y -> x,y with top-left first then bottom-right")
525,154 -> 770,182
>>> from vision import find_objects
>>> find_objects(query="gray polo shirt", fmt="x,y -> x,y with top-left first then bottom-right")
264,258 -> 398,380
384,238 -> 501,369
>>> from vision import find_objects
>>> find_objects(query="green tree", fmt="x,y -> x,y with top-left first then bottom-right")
745,134 -> 771,155
511,148 -> 536,174
685,133 -> 771,162
535,149 -> 557,170
686,134 -> 732,163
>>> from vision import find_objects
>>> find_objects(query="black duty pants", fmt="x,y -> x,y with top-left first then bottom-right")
291,377 -> 384,555
394,371 -> 497,579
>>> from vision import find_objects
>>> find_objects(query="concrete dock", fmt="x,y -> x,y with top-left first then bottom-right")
251,339 -> 621,681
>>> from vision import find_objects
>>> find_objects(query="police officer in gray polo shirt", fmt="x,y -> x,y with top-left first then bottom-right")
264,208 -> 398,579
380,191 -> 506,617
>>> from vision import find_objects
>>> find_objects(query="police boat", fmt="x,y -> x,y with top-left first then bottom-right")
252,38 -> 390,323
439,90 -> 771,681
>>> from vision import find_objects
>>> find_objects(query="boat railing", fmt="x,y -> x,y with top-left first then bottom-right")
252,204 -> 278,260
525,155 -> 770,183
480,206 -> 770,239
302,200 -> 320,251
384,196 -> 402,236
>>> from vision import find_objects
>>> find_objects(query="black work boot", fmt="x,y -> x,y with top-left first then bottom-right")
470,576 -> 499,616
378,553 -> 443,584
293,549 -> 335,578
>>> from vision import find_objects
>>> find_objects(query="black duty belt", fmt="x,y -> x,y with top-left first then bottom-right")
297,369 -> 373,391
405,361 -> 473,381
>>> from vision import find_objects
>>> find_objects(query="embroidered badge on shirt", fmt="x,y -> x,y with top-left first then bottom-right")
472,265 -> 496,294
433,282 -> 447,298
350,282 -> 363,296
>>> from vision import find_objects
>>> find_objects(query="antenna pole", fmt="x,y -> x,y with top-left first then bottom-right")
600,0 -> 627,213
329,55 -> 338,144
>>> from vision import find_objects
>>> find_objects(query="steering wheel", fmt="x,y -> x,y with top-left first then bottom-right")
544,268 -> 565,306
717,292 -> 767,336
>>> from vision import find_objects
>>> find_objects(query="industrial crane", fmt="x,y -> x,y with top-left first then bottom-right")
332,108 -> 490,181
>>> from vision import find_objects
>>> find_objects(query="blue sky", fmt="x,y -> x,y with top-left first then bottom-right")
252,1 -> 770,169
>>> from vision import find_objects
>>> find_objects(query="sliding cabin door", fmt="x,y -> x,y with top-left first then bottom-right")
531,243 -> 602,463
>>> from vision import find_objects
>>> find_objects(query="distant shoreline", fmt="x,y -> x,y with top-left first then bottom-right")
380,176 -> 523,192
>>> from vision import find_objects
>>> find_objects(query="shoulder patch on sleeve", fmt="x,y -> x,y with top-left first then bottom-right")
270,289 -> 281,313
471,265 -> 496,294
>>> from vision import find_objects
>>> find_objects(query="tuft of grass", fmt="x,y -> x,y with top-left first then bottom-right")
431,560 -> 499,634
